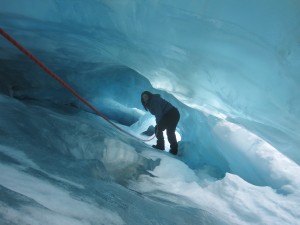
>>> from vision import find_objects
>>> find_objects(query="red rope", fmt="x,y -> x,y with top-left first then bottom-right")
0,28 -> 155,142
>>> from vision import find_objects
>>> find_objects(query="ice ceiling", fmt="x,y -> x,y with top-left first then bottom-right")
1,1 -> 299,118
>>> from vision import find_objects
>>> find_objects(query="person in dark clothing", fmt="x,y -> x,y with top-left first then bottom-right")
141,91 -> 180,155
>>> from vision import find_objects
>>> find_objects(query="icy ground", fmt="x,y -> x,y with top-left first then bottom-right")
0,94 -> 299,225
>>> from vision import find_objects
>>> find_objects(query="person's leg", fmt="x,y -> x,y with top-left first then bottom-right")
165,108 -> 180,155
153,124 -> 165,150
167,127 -> 177,154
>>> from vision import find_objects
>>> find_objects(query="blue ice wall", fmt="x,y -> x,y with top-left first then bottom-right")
1,0 -> 300,189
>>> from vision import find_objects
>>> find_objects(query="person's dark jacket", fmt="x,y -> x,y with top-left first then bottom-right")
145,94 -> 174,124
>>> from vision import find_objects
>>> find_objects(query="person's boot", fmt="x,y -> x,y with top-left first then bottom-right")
169,143 -> 178,155
169,148 -> 178,155
152,140 -> 165,150
152,145 -> 165,150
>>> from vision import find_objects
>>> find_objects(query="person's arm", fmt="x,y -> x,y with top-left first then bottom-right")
152,96 -> 164,124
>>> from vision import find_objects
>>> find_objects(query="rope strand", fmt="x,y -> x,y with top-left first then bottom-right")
0,28 -> 155,142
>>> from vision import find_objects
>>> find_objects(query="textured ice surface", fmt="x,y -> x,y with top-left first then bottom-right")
0,0 -> 300,224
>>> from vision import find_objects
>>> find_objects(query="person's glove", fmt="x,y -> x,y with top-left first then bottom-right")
141,125 -> 155,136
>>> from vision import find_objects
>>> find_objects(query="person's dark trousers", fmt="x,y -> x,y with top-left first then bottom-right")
155,107 -> 180,154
